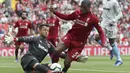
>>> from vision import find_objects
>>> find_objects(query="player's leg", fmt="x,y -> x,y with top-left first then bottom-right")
24,63 -> 49,73
21,54 -> 51,73
62,55 -> 73,73
95,34 -> 113,59
19,43 -> 25,56
51,41 -> 67,63
51,52 -> 67,63
54,39 -> 67,60
49,38 -> 60,63
51,34 -> 73,72
15,42 -> 20,62
34,63 -> 61,73
106,25 -> 123,66
109,38 -> 123,66
62,46 -> 85,73
60,52 -> 67,59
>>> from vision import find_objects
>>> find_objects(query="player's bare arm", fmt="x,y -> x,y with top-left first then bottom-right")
49,6 -> 76,20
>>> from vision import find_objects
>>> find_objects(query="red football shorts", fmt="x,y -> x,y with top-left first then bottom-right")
15,41 -> 24,46
61,34 -> 85,61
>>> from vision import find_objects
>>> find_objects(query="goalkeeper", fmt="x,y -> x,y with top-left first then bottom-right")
4,24 -> 62,73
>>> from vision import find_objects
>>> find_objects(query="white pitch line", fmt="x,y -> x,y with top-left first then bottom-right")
0,66 -> 130,73
0,66 -> 19,68
70,69 -> 130,73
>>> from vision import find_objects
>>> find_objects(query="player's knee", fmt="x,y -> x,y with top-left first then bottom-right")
110,42 -> 117,47
60,52 -> 67,59
109,39 -> 116,45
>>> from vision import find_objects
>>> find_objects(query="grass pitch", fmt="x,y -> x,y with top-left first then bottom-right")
0,56 -> 130,73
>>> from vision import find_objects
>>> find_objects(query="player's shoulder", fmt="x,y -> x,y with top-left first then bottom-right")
89,13 -> 99,24
90,13 -> 99,20
73,9 -> 81,15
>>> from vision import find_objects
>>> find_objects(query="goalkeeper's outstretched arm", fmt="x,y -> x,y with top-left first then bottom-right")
4,34 -> 37,44
15,36 -> 37,43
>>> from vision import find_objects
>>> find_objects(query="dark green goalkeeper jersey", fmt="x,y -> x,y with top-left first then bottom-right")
17,35 -> 55,62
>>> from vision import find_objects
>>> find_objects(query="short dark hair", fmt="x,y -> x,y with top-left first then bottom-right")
38,24 -> 49,29
21,11 -> 28,16
82,0 -> 92,7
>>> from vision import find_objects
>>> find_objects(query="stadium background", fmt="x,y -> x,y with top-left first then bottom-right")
0,0 -> 130,73
0,0 -> 130,56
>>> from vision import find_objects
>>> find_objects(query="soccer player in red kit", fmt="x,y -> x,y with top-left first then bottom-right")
14,11 -> 32,62
46,13 -> 66,63
46,13 -> 60,47
50,0 -> 107,73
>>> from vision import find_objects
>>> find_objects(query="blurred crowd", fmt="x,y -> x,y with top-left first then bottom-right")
0,0 -> 130,47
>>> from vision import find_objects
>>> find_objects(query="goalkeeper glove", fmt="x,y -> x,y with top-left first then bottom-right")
4,33 -> 14,44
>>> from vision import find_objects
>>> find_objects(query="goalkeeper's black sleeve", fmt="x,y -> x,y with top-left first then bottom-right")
16,36 -> 37,43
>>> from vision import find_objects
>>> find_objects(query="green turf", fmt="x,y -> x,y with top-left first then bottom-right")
0,56 -> 130,73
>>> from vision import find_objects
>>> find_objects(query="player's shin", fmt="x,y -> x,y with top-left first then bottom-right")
96,39 -> 114,59
62,57 -> 72,73
111,42 -> 122,61
15,48 -> 19,61
51,43 -> 67,63
20,48 -> 24,56
62,65 -> 70,73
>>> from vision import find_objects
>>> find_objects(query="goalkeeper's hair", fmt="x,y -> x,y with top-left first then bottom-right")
38,24 -> 49,29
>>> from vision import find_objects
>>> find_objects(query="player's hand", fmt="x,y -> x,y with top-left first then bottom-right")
4,33 -> 14,44
49,6 -> 56,13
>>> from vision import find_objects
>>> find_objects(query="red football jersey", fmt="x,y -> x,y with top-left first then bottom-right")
54,10 -> 105,44
14,19 -> 32,37
46,17 -> 60,39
